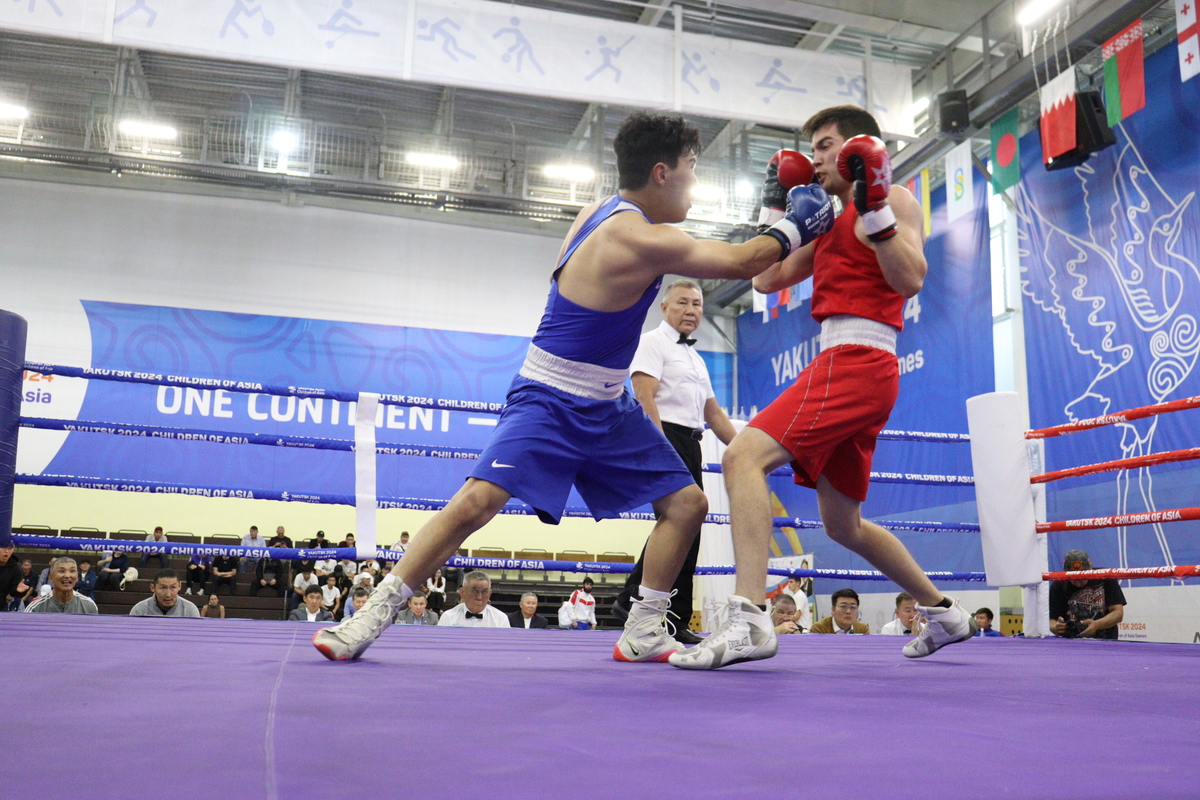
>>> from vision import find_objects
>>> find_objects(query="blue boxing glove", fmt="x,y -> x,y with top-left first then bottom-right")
763,184 -> 835,259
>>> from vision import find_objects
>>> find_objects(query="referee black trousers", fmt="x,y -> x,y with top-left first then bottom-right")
619,421 -> 704,627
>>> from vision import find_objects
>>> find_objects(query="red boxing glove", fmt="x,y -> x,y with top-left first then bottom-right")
836,135 -> 897,242
758,149 -> 815,230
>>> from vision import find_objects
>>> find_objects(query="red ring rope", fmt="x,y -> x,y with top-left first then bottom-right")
1025,395 -> 1200,439
1042,565 -> 1200,581
1030,447 -> 1200,484
1037,506 -> 1200,533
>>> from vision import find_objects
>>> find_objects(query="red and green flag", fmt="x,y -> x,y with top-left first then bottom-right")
989,107 -> 1020,193
1102,19 -> 1145,125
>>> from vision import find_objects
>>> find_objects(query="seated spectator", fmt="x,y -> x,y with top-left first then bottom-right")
129,569 -> 201,618
9,559 -> 37,610
438,571 -> 508,627
24,557 -> 98,614
95,551 -> 128,592
508,592 -> 549,629
393,531 -> 410,553
186,555 -> 211,596
396,591 -> 439,625
569,578 -> 598,630
314,558 -> 337,579
556,600 -> 574,629
880,592 -> 926,636
269,526 -> 292,548
339,533 -> 357,549
974,607 -> 1003,637
252,555 -> 285,597
362,559 -> 382,581
321,575 -> 344,617
771,595 -> 803,635
0,543 -> 23,611
291,566 -> 320,611
35,561 -> 55,597
1050,550 -> 1126,640
310,530 -> 328,548
76,559 -> 97,599
343,587 -> 370,618
335,558 -> 358,583
139,526 -> 170,571
211,554 -> 239,595
810,588 -> 870,634
353,570 -> 375,593
240,525 -> 265,572
425,568 -> 446,612
200,593 -> 225,619
781,575 -> 814,631
289,586 -> 334,622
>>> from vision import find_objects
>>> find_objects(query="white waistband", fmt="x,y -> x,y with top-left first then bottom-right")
819,315 -> 898,355
518,343 -> 628,400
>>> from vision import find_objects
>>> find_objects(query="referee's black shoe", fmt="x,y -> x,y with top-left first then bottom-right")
611,592 -> 631,622
675,628 -> 703,645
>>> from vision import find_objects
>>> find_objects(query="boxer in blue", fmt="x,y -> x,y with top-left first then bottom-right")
314,112 -> 834,663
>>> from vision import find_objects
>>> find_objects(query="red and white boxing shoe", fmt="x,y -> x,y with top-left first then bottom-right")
313,580 -> 407,661
613,595 -> 685,663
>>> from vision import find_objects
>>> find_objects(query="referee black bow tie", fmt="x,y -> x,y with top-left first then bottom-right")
465,611 -> 484,619
677,332 -> 697,346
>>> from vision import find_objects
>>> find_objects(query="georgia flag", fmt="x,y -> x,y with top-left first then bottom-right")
1179,0 -> 1200,82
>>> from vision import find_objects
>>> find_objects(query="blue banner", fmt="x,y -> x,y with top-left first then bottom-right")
26,301 -> 733,513
1018,43 -> 1200,576
735,175 -> 994,586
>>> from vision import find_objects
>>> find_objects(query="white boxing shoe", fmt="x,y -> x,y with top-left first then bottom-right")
903,598 -> 977,658
313,580 -> 407,661
613,594 -> 685,663
668,595 -> 777,670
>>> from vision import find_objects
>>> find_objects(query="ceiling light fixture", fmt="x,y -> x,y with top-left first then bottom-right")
910,96 -> 930,118
692,184 -> 724,201
544,164 -> 595,182
1016,0 -> 1064,27
406,152 -> 459,169
271,130 -> 298,153
0,102 -> 29,120
119,119 -> 177,140
735,179 -> 756,199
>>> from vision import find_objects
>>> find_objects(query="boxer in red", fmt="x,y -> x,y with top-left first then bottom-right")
671,105 -> 976,670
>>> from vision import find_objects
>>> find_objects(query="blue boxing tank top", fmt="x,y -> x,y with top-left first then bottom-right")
529,196 -> 661,370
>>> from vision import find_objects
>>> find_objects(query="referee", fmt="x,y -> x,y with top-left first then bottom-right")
614,280 -> 738,644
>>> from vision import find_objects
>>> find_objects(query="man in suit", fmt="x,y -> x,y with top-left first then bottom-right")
508,592 -> 549,629
395,591 -> 439,625
809,588 -> 870,634
290,586 -> 334,622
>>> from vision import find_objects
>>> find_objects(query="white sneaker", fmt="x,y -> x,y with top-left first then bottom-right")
903,598 -> 977,658
313,581 -> 407,661
198,589 -> 204,596
185,588 -> 192,595
613,595 -> 685,663
668,595 -> 777,670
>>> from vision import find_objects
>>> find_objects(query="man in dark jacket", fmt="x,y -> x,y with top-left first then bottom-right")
508,592 -> 549,629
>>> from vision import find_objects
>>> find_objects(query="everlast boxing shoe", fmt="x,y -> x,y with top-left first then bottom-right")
312,580 -> 407,661
903,597 -> 977,658
668,595 -> 777,670
613,594 -> 685,663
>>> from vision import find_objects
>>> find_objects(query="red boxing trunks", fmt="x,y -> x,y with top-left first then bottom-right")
748,344 -> 898,502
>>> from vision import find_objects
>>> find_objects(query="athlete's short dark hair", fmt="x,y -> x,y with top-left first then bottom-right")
614,112 -> 701,190
802,105 -> 881,141
153,568 -> 179,584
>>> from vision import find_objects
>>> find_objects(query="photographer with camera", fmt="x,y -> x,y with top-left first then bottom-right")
1049,550 -> 1126,640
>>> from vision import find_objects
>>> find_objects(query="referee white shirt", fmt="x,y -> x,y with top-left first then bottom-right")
437,602 -> 509,628
630,320 -> 715,431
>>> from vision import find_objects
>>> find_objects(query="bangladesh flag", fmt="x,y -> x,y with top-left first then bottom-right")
990,107 -> 1020,193
1102,19 -> 1145,125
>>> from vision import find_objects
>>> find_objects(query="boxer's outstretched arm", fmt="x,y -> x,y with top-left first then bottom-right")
621,218 -> 786,282
867,186 -> 927,298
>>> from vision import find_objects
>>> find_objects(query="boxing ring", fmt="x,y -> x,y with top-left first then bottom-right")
6,343 -> 1200,797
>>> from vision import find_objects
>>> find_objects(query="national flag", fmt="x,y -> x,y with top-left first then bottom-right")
1178,0 -> 1200,82
1038,69 -> 1077,164
989,107 -> 1021,193
1102,20 -> 1145,125
945,140 -> 974,223
904,168 -> 931,236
